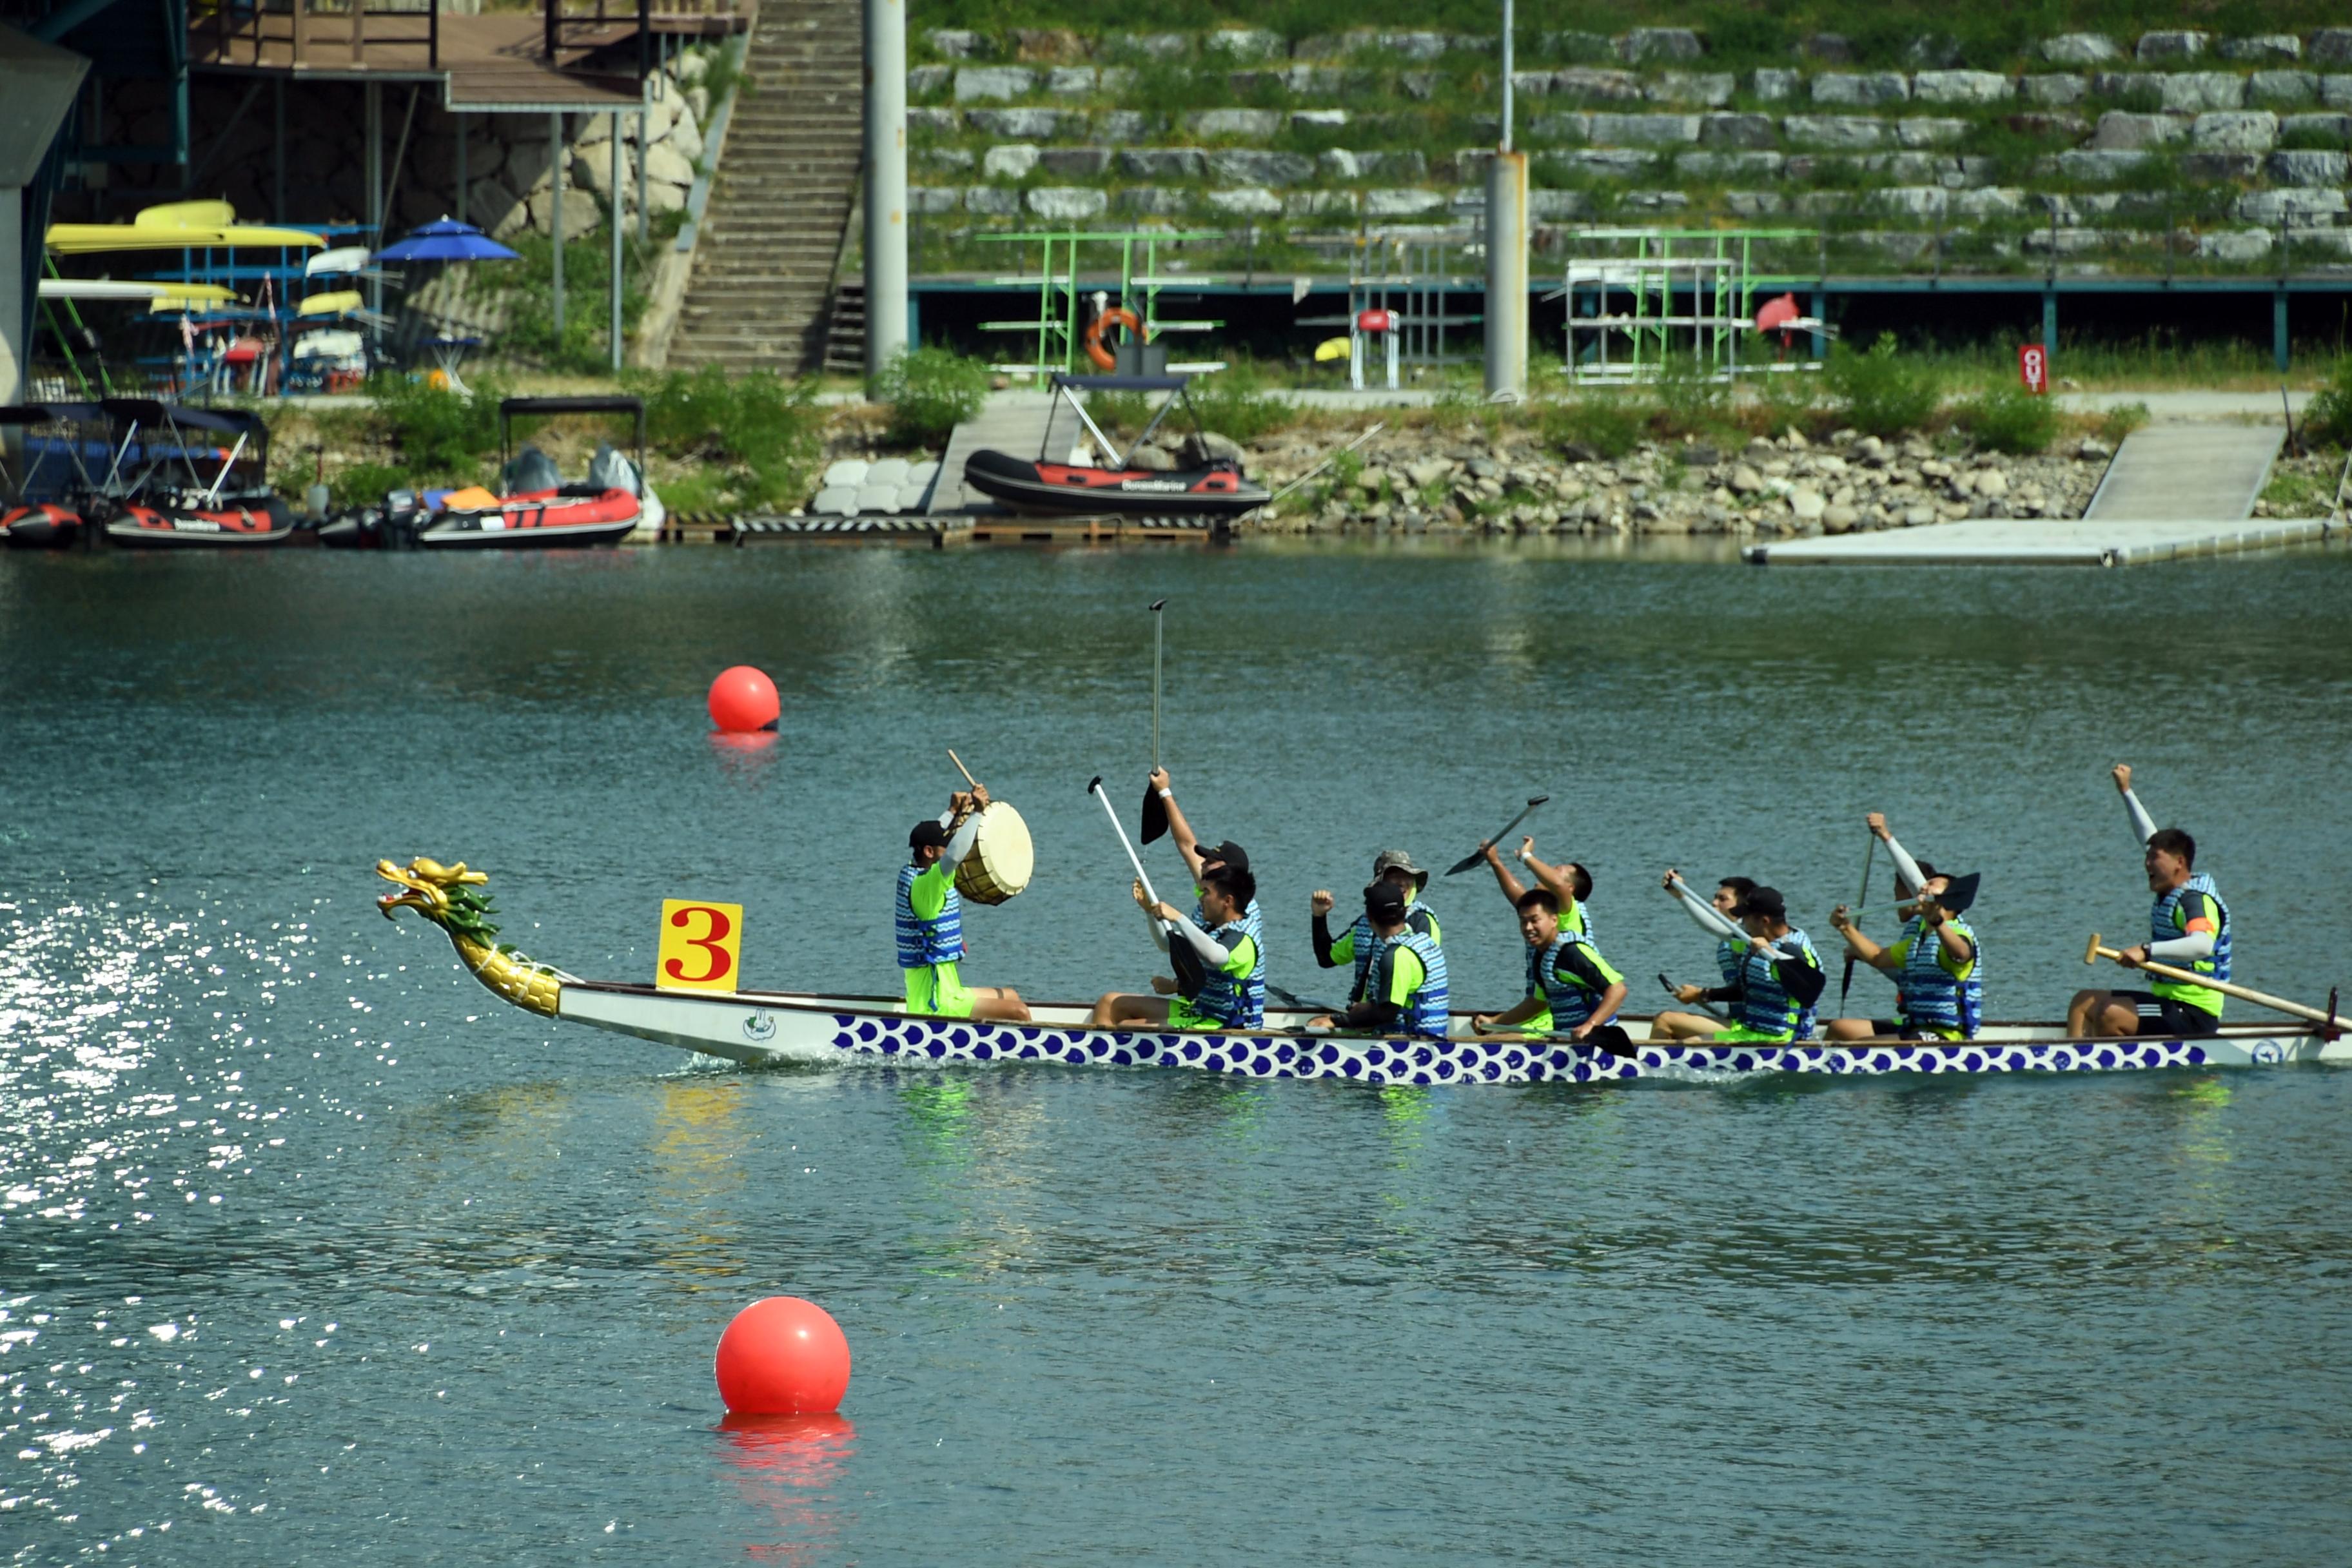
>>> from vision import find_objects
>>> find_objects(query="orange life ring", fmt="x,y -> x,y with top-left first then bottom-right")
1084,306 -> 1143,371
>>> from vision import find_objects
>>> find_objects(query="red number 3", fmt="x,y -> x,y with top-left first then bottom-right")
665,905 -> 734,984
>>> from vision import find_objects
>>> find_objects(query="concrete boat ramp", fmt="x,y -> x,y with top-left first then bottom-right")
1747,424 -> 2336,566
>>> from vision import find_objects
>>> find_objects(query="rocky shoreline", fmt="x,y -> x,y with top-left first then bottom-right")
1216,426 -> 2119,536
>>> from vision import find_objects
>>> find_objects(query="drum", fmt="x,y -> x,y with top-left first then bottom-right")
954,801 -> 1034,905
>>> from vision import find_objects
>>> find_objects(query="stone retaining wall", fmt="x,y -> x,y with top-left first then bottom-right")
897,26 -> 2352,271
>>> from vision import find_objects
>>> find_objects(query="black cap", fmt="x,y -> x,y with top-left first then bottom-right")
1202,839 -> 1250,874
1364,880 -> 1407,921
910,819 -> 948,850
1739,886 -> 1787,921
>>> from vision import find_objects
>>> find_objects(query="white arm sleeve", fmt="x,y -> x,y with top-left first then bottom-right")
1164,910 -> 1231,966
2122,789 -> 2157,848
2149,929 -> 2216,963
1880,831 -> 1927,896
1144,906 -> 1171,953
939,811 -> 983,874
1673,881 -> 1744,942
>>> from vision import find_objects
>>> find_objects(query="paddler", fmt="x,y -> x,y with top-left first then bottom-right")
1147,767 -> 1266,1017
1472,836 -> 1592,1033
1310,848 -> 1440,1005
1470,888 -> 1632,1057
1088,865 -> 1262,1030
2067,763 -> 2232,1039
1305,881 -> 1450,1039
1651,874 -> 1825,1043
1821,812 -> 1981,1041
1477,836 -> 1593,937
899,788 -> 1032,1023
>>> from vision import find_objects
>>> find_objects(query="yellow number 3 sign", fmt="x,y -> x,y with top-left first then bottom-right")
657,899 -> 743,992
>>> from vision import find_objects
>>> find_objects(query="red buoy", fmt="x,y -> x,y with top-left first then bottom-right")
707,665 -> 779,733
714,1297 -> 850,1415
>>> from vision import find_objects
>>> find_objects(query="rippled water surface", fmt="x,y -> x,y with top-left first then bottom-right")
4,544 -> 2350,1563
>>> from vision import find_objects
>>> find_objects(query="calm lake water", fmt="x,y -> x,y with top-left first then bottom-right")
4,542 -> 2351,1563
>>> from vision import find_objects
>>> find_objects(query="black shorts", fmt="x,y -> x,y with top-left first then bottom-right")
2110,989 -> 2222,1039
1872,1018 -> 1935,1041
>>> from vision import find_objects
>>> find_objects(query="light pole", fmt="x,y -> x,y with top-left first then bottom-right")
1484,0 -> 1528,399
864,0 -> 909,385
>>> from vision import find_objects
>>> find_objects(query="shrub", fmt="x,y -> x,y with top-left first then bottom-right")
874,347 -> 989,447
1826,333 -> 1941,438
1188,365 -> 1291,444
365,374 -> 504,481
2096,400 -> 2151,447
1649,359 -> 1732,442
627,364 -> 824,511
2303,357 -> 2352,449
329,460 -> 409,509
1957,383 -> 2061,455
1747,369 -> 1827,439
1540,390 -> 1645,460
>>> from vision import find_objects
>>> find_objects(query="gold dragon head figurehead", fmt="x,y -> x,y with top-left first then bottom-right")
376,856 -> 500,945
375,856 -> 564,1017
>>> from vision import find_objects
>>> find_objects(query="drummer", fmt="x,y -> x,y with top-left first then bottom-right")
899,787 -> 1031,1023
1148,767 -> 1266,1014
1310,848 -> 1440,1005
1088,865 -> 1262,1031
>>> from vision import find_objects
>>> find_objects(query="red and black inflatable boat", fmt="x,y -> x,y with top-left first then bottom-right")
104,494 -> 299,547
958,373 -> 1272,519
961,449 -> 1269,518
415,485 -> 645,547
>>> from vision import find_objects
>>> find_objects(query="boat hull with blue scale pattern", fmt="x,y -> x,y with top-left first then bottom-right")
548,979 -> 2343,1085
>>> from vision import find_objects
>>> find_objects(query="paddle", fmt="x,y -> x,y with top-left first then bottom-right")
2083,933 -> 2346,1030
1088,774 -> 1164,917
1838,833 -> 1877,1012
1141,598 -> 1168,843
1657,972 -> 1727,1021
1444,795 -> 1549,876
1268,983 -> 1343,1016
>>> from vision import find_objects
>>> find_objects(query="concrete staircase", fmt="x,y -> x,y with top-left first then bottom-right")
669,0 -> 861,375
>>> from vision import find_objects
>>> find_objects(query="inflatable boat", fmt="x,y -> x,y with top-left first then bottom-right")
959,373 -> 1272,519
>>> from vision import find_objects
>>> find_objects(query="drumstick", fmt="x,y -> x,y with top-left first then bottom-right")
947,749 -> 981,792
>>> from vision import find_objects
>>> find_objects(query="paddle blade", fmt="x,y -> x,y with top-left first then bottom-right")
1442,848 -> 1484,876
1140,783 -> 1168,843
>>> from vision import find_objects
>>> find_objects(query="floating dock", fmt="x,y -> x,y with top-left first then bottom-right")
728,513 -> 1227,547
1744,515 -> 2334,567
1747,422 -> 2332,566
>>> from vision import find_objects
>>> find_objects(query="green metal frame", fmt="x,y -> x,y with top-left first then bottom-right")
975,229 -> 1225,378
1563,228 -> 1818,383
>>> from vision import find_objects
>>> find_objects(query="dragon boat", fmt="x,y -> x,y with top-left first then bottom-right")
377,857 -> 2349,1086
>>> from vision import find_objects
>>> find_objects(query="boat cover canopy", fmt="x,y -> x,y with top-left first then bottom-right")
0,403 -> 104,425
1049,374 -> 1193,391
500,396 -> 646,449
99,399 -> 270,436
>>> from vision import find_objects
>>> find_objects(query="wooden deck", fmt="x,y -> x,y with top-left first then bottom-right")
186,12 -> 709,107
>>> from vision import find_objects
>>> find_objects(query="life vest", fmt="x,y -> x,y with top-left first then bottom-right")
1346,899 -> 1438,1003
1202,893 -> 1268,1023
1386,930 -> 1449,1039
1897,915 -> 1982,1037
1527,932 -> 1616,1033
1734,927 -> 1820,1038
2150,872 -> 2231,1014
894,862 -> 965,968
1176,918 -> 1259,1028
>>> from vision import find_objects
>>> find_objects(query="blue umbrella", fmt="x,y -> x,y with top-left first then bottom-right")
371,217 -> 521,264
